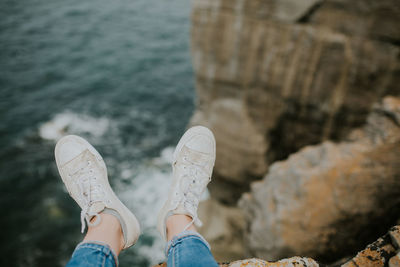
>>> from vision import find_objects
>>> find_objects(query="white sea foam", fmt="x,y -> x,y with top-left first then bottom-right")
117,147 -> 174,264
39,112 -> 110,141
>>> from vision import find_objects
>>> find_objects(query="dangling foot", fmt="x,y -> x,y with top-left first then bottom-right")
55,135 -> 140,249
157,126 -> 216,241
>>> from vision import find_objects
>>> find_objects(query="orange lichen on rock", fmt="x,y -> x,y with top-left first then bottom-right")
227,257 -> 318,267
152,257 -> 318,267
342,235 -> 396,267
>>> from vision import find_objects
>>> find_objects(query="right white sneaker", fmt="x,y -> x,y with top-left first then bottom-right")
157,126 -> 216,240
55,135 -> 140,249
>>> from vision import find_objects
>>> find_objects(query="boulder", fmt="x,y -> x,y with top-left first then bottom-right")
239,97 -> 400,262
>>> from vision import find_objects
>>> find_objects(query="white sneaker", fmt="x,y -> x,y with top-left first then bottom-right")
55,135 -> 140,249
157,126 -> 216,240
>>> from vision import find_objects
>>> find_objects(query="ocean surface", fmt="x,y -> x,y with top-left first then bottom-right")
0,0 -> 195,266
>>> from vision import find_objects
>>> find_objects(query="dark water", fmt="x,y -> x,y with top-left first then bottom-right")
0,0 -> 194,266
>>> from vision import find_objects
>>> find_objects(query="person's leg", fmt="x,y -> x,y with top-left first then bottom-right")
55,135 -> 141,267
67,214 -> 122,267
165,215 -> 218,267
83,213 -> 124,254
157,126 -> 219,267
166,215 -> 196,240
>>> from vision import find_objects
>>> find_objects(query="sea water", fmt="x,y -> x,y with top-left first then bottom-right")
0,0 -> 194,266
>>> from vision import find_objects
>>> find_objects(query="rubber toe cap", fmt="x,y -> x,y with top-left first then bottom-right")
55,135 -> 88,166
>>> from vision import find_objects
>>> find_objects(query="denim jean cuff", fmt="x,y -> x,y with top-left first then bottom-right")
165,230 -> 211,256
75,240 -> 119,266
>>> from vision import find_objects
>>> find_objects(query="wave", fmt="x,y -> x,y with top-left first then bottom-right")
38,112 -> 110,141
117,147 -> 174,264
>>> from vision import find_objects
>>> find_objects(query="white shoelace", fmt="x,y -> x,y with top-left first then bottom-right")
69,160 -> 106,233
172,156 -> 210,229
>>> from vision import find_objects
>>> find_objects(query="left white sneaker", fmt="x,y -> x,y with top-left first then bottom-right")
55,135 -> 140,249
157,126 -> 216,240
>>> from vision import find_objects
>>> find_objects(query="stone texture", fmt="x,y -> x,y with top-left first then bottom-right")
225,257 -> 319,267
308,0 -> 400,43
192,0 -> 324,23
190,0 -> 400,204
389,254 -> 400,267
152,256 -> 319,267
341,231 -> 397,267
197,199 -> 246,261
239,96 -> 400,262
390,226 -> 400,249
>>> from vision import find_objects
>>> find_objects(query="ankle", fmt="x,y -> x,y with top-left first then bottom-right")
83,213 -> 125,255
166,214 -> 197,241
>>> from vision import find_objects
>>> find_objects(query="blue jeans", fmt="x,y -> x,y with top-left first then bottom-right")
66,231 -> 219,267
66,241 -> 118,267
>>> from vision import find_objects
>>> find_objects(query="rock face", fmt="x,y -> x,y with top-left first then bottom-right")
190,0 -> 400,203
197,199 -> 246,261
239,97 -> 400,262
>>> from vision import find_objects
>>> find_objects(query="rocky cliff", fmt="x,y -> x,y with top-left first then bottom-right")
240,96 -> 400,261
189,0 -> 400,264
190,0 -> 400,203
